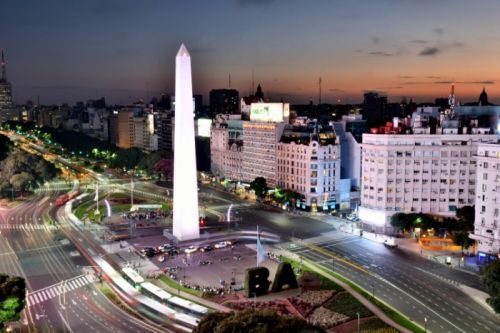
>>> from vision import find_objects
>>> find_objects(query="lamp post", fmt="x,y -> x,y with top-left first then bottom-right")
356,312 -> 360,333
424,316 -> 428,332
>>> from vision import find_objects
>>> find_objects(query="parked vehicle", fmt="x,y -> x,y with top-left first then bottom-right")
184,246 -> 198,254
201,245 -> 212,252
214,241 -> 228,249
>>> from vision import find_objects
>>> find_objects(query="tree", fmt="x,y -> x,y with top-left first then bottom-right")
250,177 -> 268,199
390,213 -> 413,232
111,148 -> 145,170
137,151 -> 163,176
455,205 -> 475,231
193,310 -> 324,333
154,158 -> 173,181
452,231 -> 474,253
0,274 -> 26,330
482,261 -> 500,314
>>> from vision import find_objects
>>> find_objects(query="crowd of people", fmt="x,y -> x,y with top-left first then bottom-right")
122,210 -> 168,221
180,280 -> 239,296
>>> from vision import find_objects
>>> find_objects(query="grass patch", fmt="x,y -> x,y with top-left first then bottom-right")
325,292 -> 372,319
111,204 -> 132,213
306,260 -> 425,333
158,274 -> 204,298
358,318 -> 399,332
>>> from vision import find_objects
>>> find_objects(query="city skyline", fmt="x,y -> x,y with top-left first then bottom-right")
1,0 -> 500,105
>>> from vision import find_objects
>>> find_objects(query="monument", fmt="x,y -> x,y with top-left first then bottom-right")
173,44 -> 200,241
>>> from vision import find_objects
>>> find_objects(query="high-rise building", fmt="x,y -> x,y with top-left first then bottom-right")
157,110 -> 174,155
363,92 -> 387,128
470,144 -> 500,261
359,119 -> 498,232
0,50 -> 15,123
0,50 -> 12,110
209,89 -> 239,116
241,103 -> 289,187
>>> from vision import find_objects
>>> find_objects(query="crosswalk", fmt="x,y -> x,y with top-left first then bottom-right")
27,275 -> 95,307
0,224 -> 58,231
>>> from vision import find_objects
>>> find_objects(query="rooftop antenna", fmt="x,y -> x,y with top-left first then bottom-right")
318,77 -> 322,105
448,83 -> 455,118
252,70 -> 255,93
228,73 -> 231,89
1,49 -> 7,81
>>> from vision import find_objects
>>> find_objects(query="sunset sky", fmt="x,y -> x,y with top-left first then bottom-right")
1,0 -> 499,105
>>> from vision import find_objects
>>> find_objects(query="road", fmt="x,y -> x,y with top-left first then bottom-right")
198,184 -> 500,333
0,194 -> 168,333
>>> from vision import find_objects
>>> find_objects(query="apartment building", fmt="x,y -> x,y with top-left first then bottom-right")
277,124 -> 340,211
359,127 -> 498,231
471,144 -> 500,260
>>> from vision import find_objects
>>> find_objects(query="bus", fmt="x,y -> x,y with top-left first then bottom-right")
122,267 -> 145,287
141,282 -> 172,302
168,296 -> 209,316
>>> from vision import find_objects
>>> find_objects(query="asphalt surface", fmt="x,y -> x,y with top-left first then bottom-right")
199,184 -> 500,333
0,194 -> 168,333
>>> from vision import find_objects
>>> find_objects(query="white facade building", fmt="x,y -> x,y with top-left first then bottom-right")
359,132 -> 498,231
471,144 -> 500,259
210,114 -> 243,181
133,114 -> 158,152
242,121 -> 285,187
277,125 -> 340,211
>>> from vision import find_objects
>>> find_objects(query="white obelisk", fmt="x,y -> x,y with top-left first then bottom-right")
173,44 -> 200,241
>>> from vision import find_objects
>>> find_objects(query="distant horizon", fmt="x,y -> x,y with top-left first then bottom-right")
10,83 -> 497,107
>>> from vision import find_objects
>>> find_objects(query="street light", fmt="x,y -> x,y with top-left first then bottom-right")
424,316 -> 428,332
356,312 -> 360,333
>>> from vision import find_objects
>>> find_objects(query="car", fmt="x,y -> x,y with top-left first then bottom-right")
201,245 -> 212,252
184,246 -> 198,254
167,248 -> 179,256
159,243 -> 173,252
214,241 -> 228,249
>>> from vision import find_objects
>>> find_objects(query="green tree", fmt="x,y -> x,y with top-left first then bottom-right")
0,274 -> 26,330
390,213 -> 413,232
112,148 -> 145,170
482,261 -> 500,314
455,205 -> 475,231
452,231 -> 474,253
193,310 -> 324,333
137,151 -> 163,175
250,177 -> 268,199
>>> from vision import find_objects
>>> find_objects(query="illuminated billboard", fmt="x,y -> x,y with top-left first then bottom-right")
197,118 -> 212,138
250,103 -> 290,122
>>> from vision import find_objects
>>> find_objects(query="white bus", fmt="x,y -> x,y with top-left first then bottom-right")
122,267 -> 145,286
168,296 -> 209,316
141,282 -> 172,302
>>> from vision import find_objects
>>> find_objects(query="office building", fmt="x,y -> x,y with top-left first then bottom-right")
209,89 -> 239,116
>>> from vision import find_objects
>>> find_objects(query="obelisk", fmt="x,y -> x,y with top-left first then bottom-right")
173,44 -> 200,241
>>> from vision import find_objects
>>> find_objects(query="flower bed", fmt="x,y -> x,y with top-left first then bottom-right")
307,306 -> 349,329
293,290 -> 335,306
224,300 -> 292,316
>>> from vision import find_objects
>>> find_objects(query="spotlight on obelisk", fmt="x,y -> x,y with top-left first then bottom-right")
172,43 -> 200,241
